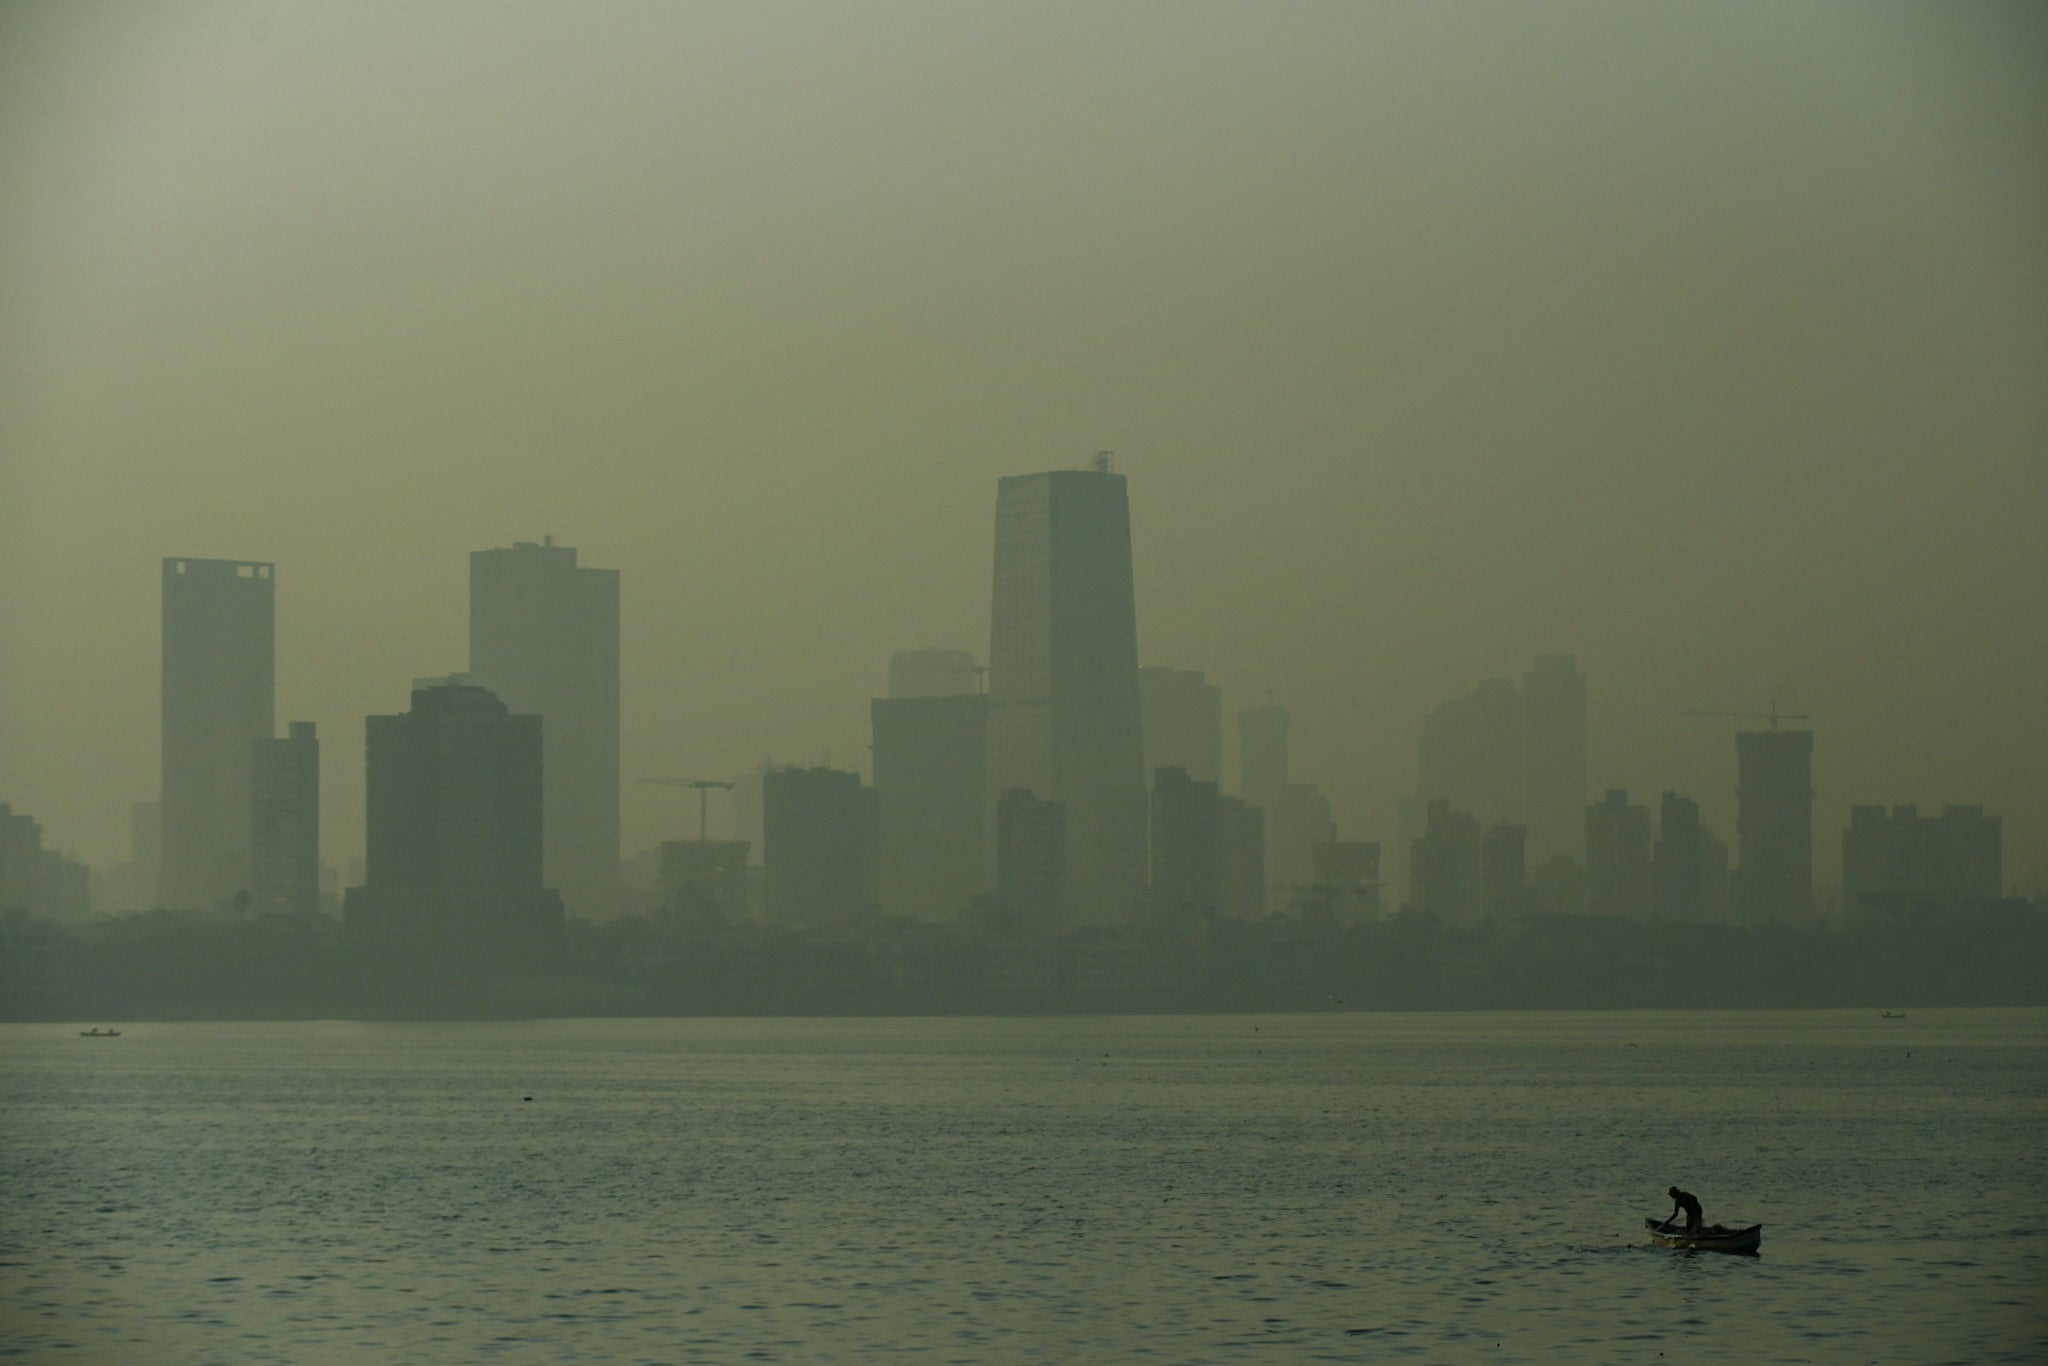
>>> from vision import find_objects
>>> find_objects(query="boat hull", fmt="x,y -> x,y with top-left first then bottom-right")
1645,1218 -> 1761,1253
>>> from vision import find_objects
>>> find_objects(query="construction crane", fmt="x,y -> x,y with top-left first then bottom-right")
637,778 -> 736,840
1685,698 -> 1812,731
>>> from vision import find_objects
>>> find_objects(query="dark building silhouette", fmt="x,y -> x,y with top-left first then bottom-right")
160,557 -> 274,911
1843,803 -> 2002,916
345,683 -> 561,948
888,648 -> 980,699
1237,702 -> 1290,814
250,721 -> 319,917
1141,667 -> 1222,788
1216,796 -> 1266,919
1652,790 -> 1729,920
872,693 -> 988,922
986,466 -> 1145,922
1735,728 -> 1814,922
763,766 -> 876,924
1311,838 -> 1381,922
0,804 -> 42,915
658,838 -> 751,923
1586,788 -> 1653,920
995,787 -> 1066,926
1411,799 -> 1482,925
1150,766 -> 1219,914
469,537 -> 620,915
1522,654 -> 1587,866
1481,823 -> 1529,921
1268,782 -> 1335,909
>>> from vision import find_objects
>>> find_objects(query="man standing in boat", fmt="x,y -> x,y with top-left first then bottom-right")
1665,1185 -> 1704,1235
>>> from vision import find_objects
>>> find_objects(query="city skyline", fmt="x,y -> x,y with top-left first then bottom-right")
2,4 -> 2043,892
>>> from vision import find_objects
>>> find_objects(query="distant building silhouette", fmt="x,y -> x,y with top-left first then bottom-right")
1843,803 -> 2002,916
1586,789 -> 1653,919
986,467 -> 1145,921
872,693 -> 988,922
763,766 -> 876,924
1653,791 -> 1729,920
1216,797 -> 1266,919
250,722 -> 319,917
1141,668 -> 1222,787
1411,799 -> 1482,925
1481,823 -> 1529,921
888,649 -> 981,699
1735,728 -> 1814,922
1237,702 -> 1290,815
469,538 -> 620,915
1311,838 -> 1381,922
1150,766 -> 1219,914
1268,782 -> 1335,909
1418,677 -> 1523,830
994,787 -> 1066,927
0,804 -> 42,915
1522,655 -> 1587,866
160,557 -> 274,911
345,683 -> 562,950
658,838 -> 751,923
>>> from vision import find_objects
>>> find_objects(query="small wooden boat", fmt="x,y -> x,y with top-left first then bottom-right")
1880,1011 -> 1906,1019
1645,1218 -> 1760,1253
78,1027 -> 122,1037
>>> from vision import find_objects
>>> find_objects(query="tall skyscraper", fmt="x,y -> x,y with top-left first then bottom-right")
250,721 -> 319,916
1585,788 -> 1653,919
1416,677 -> 1522,831
160,557 -> 275,910
1735,728 -> 1814,922
469,537 -> 620,913
346,683 -> 561,947
1141,667 -> 1222,787
763,766 -> 877,924
1149,765 -> 1219,914
872,692 -> 988,921
1522,654 -> 1588,866
986,466 -> 1145,921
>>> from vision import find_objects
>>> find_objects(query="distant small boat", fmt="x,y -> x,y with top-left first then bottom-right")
1645,1218 -> 1761,1254
1880,1011 -> 1906,1019
78,1028 -> 121,1038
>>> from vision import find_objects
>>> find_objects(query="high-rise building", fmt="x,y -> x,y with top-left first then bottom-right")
762,766 -> 876,924
1149,766 -> 1219,914
1141,668 -> 1222,787
1586,788 -> 1653,919
250,721 -> 319,916
160,557 -> 275,910
1735,729 -> 1814,922
346,683 -> 561,947
1411,799 -> 1482,925
1481,823 -> 1529,921
658,838 -> 751,923
1417,677 -> 1522,831
1268,782 -> 1335,908
1653,791 -> 1713,920
469,537 -> 620,914
1842,803 -> 2002,915
994,787 -> 1066,925
986,466 -> 1145,921
1522,655 -> 1587,866
1216,797 -> 1265,920
889,649 -> 980,699
0,804 -> 42,915
872,693 -> 988,921
1237,702 -> 1290,814
1311,838 -> 1381,922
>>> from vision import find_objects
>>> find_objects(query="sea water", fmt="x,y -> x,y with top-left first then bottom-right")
3,1010 -> 2043,1364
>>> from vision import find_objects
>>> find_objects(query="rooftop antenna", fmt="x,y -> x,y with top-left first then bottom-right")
1092,450 -> 1113,474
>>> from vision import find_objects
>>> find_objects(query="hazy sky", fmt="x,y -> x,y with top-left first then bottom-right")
4,1 -> 2045,892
